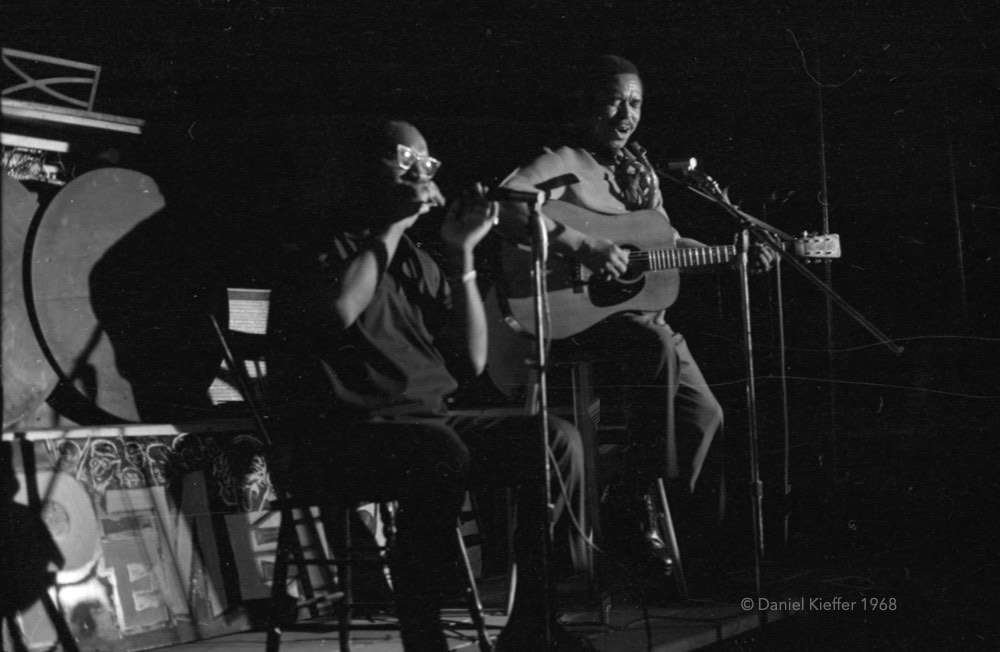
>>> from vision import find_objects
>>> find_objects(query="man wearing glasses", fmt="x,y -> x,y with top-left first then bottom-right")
268,120 -> 593,651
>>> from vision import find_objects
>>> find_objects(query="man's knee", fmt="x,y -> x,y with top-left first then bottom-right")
689,391 -> 724,440
707,396 -> 724,432
381,421 -> 471,487
615,317 -> 677,377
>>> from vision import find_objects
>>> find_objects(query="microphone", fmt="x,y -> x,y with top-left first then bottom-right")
485,174 -> 579,204
535,173 -> 579,193
485,187 -> 545,204
666,157 -> 698,171
658,157 -> 721,195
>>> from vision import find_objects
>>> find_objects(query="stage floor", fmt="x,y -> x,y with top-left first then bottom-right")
155,603 -> 783,652
153,572 -> 790,652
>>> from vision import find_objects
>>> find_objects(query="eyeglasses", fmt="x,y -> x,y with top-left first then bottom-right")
395,144 -> 441,179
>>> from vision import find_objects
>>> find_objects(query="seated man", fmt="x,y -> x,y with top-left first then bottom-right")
267,120 -> 591,651
495,54 -> 774,591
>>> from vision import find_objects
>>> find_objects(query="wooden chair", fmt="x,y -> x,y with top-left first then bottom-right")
263,485 -> 491,652
207,293 -> 493,651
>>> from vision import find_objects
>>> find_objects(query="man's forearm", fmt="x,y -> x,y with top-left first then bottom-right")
444,248 -> 488,376
330,224 -> 406,328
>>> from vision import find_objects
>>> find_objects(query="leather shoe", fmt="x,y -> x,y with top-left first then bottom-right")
602,485 -> 675,569
601,483 -> 680,604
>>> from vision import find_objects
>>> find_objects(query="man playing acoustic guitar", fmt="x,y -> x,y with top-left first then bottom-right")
494,54 -> 775,599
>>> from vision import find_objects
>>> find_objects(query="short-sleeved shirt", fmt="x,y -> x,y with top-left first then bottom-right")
500,145 -> 668,218
271,231 -> 458,420
496,144 -> 682,333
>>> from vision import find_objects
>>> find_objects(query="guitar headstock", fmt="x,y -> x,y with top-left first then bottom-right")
794,232 -> 841,259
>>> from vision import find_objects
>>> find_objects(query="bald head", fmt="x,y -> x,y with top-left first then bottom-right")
336,119 -> 443,229
376,121 -> 427,160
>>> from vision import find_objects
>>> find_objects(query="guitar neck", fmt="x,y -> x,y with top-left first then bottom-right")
632,241 -> 803,271
631,243 -> 735,271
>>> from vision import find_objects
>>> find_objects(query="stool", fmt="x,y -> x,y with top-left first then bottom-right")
264,495 -> 492,652
545,357 -> 689,602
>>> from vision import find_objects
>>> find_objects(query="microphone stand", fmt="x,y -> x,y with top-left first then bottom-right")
658,166 -> 902,603
489,177 -> 579,650
532,195 -> 556,648
662,168 -> 902,357
509,193 -> 556,648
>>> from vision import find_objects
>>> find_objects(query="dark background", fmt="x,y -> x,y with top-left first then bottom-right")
5,0 -> 1000,647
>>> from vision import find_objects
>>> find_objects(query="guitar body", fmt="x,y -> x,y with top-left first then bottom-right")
498,201 -> 681,339
495,200 -> 841,340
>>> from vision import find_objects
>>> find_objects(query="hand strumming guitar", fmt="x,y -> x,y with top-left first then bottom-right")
579,234 -> 630,279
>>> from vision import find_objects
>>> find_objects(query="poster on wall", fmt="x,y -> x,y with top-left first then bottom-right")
1,422 -> 282,652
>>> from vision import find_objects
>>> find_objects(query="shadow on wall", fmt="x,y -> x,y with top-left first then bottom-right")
89,206 -> 229,424
0,443 -> 64,628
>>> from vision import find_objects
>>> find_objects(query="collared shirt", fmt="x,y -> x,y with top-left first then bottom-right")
501,145 -> 667,216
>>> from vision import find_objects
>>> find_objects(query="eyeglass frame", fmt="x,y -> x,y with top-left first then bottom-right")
394,144 -> 441,179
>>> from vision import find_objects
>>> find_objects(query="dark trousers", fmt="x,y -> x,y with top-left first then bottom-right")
277,411 -> 585,652
554,313 -> 723,495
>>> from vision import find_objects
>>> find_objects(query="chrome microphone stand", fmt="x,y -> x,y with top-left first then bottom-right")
500,190 -> 557,648
528,193 -> 556,648
659,161 -> 901,603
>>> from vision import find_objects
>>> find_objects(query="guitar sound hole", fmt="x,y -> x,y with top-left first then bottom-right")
619,267 -> 642,283
620,245 -> 642,282
589,272 -> 645,307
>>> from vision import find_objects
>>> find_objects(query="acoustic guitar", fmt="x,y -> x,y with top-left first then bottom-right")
496,200 -> 841,339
